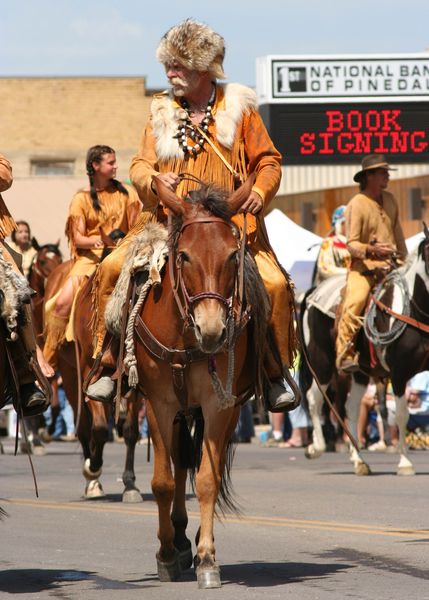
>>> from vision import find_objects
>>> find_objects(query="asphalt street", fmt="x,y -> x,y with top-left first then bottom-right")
0,438 -> 428,599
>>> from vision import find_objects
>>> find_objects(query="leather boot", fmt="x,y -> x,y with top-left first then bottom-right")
43,312 -> 68,371
85,335 -> 119,403
9,307 -> 50,416
267,367 -> 301,413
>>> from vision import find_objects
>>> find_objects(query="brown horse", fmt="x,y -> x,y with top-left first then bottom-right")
133,178 -> 271,588
19,242 -> 64,455
28,241 -> 63,343
43,246 -> 143,501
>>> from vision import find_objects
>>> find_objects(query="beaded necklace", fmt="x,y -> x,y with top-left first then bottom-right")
175,87 -> 216,156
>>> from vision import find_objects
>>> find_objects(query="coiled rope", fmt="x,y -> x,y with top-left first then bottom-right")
364,270 -> 410,346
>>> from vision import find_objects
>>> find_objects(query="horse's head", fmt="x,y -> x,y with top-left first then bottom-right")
32,242 -> 63,280
154,176 -> 252,354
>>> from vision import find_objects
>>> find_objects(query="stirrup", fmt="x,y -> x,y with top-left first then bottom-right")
86,376 -> 116,403
266,370 -> 301,414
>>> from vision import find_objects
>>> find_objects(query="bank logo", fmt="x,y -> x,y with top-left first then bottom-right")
276,66 -> 307,94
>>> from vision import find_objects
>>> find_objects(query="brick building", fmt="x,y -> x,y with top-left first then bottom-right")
1,76 -> 154,254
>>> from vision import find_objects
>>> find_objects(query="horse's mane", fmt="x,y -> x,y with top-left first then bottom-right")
169,185 -> 234,244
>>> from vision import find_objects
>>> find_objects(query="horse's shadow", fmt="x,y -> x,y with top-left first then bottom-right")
137,559 -> 354,587
0,569 -> 158,594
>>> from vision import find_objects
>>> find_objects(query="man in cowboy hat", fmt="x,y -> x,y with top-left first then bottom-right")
86,18 -> 299,412
336,153 -> 408,372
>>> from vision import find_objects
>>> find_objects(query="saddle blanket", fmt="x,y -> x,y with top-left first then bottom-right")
105,222 -> 168,337
306,273 -> 346,319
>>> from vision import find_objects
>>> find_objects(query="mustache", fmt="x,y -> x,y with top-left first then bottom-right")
170,76 -> 188,87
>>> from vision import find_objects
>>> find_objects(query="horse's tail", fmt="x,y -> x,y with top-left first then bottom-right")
297,288 -> 315,412
178,409 -> 241,516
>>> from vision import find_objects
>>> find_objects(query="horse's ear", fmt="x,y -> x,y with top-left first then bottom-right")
55,238 -> 61,249
423,221 -> 429,240
31,237 -> 40,251
153,176 -> 186,216
228,172 -> 257,214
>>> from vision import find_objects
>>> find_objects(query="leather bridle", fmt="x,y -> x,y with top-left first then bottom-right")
168,212 -> 247,336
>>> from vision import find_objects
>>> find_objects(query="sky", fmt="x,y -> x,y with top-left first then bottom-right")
2,0 -> 429,89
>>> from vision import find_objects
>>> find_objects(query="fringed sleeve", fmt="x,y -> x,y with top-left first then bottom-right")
241,110 -> 282,208
65,192 -> 87,259
129,121 -> 160,209
125,185 -> 143,229
0,154 -> 16,239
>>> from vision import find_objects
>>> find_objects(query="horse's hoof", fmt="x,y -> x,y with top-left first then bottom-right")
196,565 -> 221,589
397,465 -> 415,476
178,544 -> 193,571
354,462 -> 371,476
122,489 -> 143,503
84,480 -> 105,499
157,550 -> 181,582
33,445 -> 47,456
305,445 -> 323,459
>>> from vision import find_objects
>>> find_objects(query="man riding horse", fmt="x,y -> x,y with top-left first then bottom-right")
0,153 -> 51,415
87,18 -> 299,412
336,154 -> 408,373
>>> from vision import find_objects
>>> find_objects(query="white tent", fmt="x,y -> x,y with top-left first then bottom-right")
264,209 -> 322,271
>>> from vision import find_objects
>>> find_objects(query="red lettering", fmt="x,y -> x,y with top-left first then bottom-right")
346,110 -> 362,132
366,110 -> 381,131
337,133 -> 354,153
319,132 -> 334,154
326,111 -> 343,132
390,131 -> 410,153
300,132 -> 316,154
354,132 -> 372,153
410,132 -> 428,153
373,132 -> 389,153
381,109 -> 401,131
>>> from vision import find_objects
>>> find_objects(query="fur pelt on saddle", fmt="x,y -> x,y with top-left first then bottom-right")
0,245 -> 32,338
105,223 -> 168,337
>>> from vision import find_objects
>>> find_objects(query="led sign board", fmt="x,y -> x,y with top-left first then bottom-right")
260,102 -> 429,165
257,54 -> 429,165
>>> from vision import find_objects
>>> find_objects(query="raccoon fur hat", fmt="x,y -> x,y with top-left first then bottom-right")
157,19 -> 226,80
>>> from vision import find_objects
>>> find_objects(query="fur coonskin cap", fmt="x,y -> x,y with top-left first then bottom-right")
156,19 -> 226,80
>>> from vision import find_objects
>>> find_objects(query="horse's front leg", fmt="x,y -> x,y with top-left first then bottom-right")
146,400 -> 181,581
171,418 -> 192,571
121,391 -> 143,503
195,406 -> 238,589
395,394 -> 415,476
305,380 -> 326,459
346,380 -> 371,476
83,400 -> 109,499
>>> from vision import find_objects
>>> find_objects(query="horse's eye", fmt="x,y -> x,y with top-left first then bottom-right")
180,252 -> 190,263
40,260 -> 46,266
228,250 -> 238,263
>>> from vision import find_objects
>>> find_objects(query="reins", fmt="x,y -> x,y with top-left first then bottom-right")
165,203 -> 248,410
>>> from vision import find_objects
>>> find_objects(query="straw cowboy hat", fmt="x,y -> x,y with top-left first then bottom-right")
353,154 -> 397,182
157,19 -> 226,80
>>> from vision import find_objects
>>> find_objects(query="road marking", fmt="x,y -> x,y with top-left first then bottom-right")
5,498 -> 429,539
